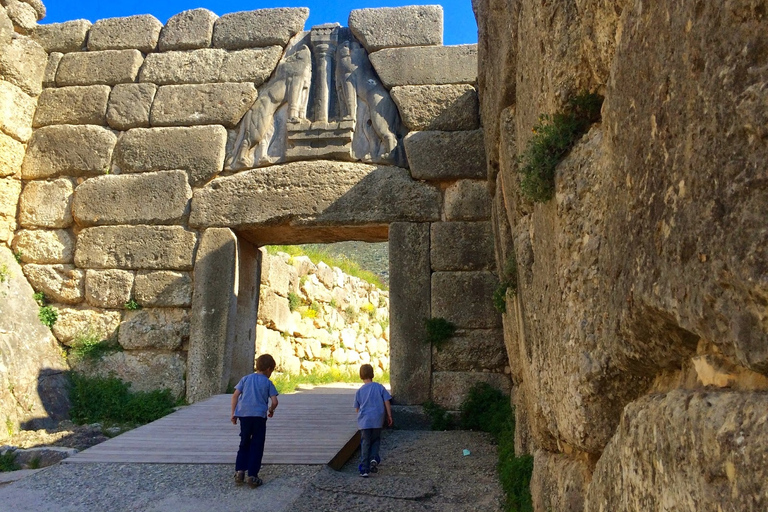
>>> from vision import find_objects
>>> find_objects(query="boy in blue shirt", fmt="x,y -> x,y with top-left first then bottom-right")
230,353 -> 279,487
354,363 -> 393,477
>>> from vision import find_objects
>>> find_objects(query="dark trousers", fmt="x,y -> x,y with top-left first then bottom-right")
235,416 -> 267,477
359,428 -> 382,473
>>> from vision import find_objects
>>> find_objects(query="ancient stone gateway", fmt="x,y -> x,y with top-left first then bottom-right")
10,6 -> 509,406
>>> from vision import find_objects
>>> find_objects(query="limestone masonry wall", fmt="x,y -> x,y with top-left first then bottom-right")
474,0 -> 768,510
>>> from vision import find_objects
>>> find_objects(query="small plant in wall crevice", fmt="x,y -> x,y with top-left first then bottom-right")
424,317 -> 457,351
34,292 -> 58,328
493,253 -> 519,313
124,299 -> 142,311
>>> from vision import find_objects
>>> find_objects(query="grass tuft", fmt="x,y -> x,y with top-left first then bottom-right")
124,299 -> 141,311
271,367 -> 389,395
69,333 -> 122,363
424,317 -> 456,350
0,451 -> 19,472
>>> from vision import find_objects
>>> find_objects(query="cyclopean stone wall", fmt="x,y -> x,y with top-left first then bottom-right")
7,4 -> 508,409
474,0 -> 768,510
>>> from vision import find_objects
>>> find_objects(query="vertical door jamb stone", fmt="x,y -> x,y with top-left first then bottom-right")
230,238 -> 261,386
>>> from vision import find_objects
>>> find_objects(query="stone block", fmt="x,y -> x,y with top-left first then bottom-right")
76,351 -> 186,397
113,125 -> 227,186
13,229 -> 75,264
23,0 -> 46,20
258,289 -> 293,333
19,178 -> 74,228
30,19 -> 90,53
5,0 -> 37,32
56,49 -> 143,86
21,125 -> 117,179
261,252 -> 297,296
75,225 -> 198,270
0,32 -> 47,96
119,308 -> 189,350
21,264 -> 84,304
531,450 -> 591,512
443,179 -> 491,221
43,52 -> 62,88
349,6 -> 443,53
33,85 -> 111,127
0,8 -> 12,46
431,221 -> 495,271
0,81 -> 36,142
211,8 -> 309,50
189,162 -> 441,228
14,447 -> 77,469
72,170 -> 192,227
369,44 -> 477,88
150,83 -> 257,128
391,84 -> 479,131
87,15 -> 163,53
405,129 -> 486,181
134,270 -> 192,307
431,328 -> 507,372
106,83 -> 156,130
431,371 -> 510,410
50,305 -> 121,345
432,271 -> 501,329
0,177 -> 20,241
84,269 -> 134,308
0,132 -> 25,177
158,8 -> 217,51
138,47 -> 281,86
389,222 -> 432,405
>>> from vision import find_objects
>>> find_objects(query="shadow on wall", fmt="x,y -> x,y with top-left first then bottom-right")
19,367 -> 70,431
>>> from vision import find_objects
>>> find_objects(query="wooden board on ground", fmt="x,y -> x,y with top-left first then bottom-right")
64,385 -> 360,466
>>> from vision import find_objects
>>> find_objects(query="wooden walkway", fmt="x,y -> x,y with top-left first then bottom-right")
64,385 -> 360,468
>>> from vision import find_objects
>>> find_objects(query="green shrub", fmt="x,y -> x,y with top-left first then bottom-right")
38,305 -> 58,328
424,317 -> 456,350
124,299 -> 141,311
344,305 -> 358,321
13,250 -> 23,264
494,253 -> 519,313
0,450 -> 19,472
68,373 -> 176,426
423,400 -> 455,431
288,292 -> 302,312
69,333 -> 121,363
459,382 -> 512,436
518,91 -> 603,203
33,291 -> 46,306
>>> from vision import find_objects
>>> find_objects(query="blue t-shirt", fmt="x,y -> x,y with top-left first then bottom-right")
234,373 -> 278,418
354,381 -> 392,429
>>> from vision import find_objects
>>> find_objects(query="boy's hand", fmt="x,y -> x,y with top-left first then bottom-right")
268,409 -> 274,418
231,415 -> 237,425
387,415 -> 393,427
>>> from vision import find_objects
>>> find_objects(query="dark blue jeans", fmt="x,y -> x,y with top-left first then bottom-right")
235,416 -> 267,477
359,428 -> 382,473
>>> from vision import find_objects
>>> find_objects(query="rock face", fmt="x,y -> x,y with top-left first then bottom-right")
475,0 -> 768,509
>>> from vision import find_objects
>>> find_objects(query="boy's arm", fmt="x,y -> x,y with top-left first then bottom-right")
230,389 -> 241,424
384,399 -> 393,427
268,396 -> 278,417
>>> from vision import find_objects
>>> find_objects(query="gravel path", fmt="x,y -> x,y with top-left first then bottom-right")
0,430 -> 503,511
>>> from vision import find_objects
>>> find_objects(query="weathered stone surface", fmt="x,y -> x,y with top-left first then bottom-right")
260,252 -> 297,296
443,180 -> 490,221
187,228 -> 238,402
106,83 -> 156,130
391,84 -> 479,131
258,289 -> 293,333
389,222 -> 431,404
72,170 -> 191,226
348,6 -> 443,53
134,270 -> 192,307
33,85 -> 111,127
190,161 -> 441,228
21,124 -> 117,179
150,83 -> 257,128
585,391 -> 768,512
0,132 -> 25,177
0,80 -> 36,142
21,264 -> 84,304
158,8 -> 217,52
13,447 -> 77,469
0,177 -> 20,241
43,52 -> 62,87
113,125 -> 227,186
51,305 -> 121,345
138,46 -> 282,86
405,130 -> 486,181
84,269 -> 134,308
431,221 -> 495,271
75,226 -> 197,270
12,229 -> 75,264
30,19 -> 90,53
432,271 -> 501,329
19,177 -> 74,228
87,15 -> 163,53
211,8 -> 309,50
369,45 -> 477,88
0,246 -> 69,437
432,329 -> 507,372
5,0 -> 37,32
531,449 -> 591,512
76,351 -> 186,397
431,371 -> 510,410
56,49 -> 143,86
0,8 -> 13,46
119,308 -> 189,350
231,239 -> 259,384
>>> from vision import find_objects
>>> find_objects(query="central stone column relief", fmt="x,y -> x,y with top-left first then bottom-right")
226,24 -> 404,170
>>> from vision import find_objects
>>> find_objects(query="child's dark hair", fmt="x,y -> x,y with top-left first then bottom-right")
359,364 -> 374,380
256,354 -> 276,372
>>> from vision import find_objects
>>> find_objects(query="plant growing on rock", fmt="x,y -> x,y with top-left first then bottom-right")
13,251 -> 22,264
0,450 -> 19,472
288,292 -> 303,312
493,253 -> 519,313
424,317 -> 456,350
69,333 -> 122,363
518,91 -> 603,203
36,292 -> 57,328
124,299 -> 141,311
0,264 -> 10,283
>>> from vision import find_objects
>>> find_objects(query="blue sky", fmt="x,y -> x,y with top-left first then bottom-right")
40,0 -> 478,45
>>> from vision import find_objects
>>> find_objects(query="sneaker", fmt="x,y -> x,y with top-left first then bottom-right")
359,472 -> 369,478
369,460 -> 378,473
246,476 -> 263,488
234,471 -> 245,484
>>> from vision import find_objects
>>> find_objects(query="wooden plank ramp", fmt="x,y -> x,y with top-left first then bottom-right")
64,385 -> 360,467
